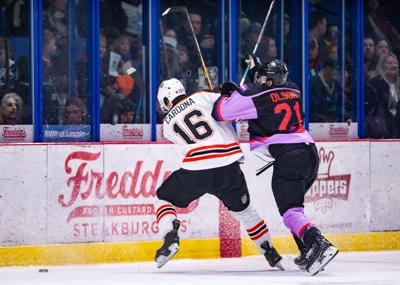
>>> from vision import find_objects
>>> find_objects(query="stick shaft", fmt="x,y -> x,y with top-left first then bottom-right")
184,10 -> 213,90
239,0 -> 276,86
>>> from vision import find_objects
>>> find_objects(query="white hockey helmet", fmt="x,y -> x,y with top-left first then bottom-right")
157,78 -> 186,113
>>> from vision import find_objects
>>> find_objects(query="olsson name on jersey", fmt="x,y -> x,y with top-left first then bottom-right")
165,98 -> 196,124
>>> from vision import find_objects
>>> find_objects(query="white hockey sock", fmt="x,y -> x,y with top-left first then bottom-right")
229,203 -> 273,252
155,199 -> 177,237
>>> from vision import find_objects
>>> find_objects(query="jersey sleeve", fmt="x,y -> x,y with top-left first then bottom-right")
212,89 -> 258,121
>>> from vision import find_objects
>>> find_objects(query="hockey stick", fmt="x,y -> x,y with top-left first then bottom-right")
162,6 -> 213,90
239,0 -> 276,86
159,20 -> 171,78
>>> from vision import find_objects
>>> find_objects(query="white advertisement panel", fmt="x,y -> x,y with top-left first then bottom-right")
103,144 -> 219,242
304,142 -> 370,233
45,144 -> 219,244
0,145 -> 47,245
0,125 -> 33,142
100,124 -> 151,141
370,141 -> 400,231
239,142 -> 370,236
309,122 -> 358,139
2,140 -> 399,247
47,145 -> 105,243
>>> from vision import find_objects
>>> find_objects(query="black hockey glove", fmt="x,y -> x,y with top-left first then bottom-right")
241,54 -> 261,83
241,54 -> 261,71
221,81 -> 240,97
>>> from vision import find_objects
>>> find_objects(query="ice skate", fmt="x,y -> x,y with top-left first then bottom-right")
292,234 -> 308,271
261,241 -> 284,270
294,248 -> 309,271
303,227 -> 338,276
155,219 -> 181,268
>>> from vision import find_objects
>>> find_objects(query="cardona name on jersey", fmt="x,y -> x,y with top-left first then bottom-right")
165,97 -> 196,124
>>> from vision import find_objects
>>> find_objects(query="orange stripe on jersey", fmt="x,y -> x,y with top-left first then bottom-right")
183,149 -> 242,162
186,142 -> 239,157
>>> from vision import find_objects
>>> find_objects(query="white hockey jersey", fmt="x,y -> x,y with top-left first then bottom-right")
162,91 -> 243,170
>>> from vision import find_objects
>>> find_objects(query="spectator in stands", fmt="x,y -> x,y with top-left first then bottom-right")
101,68 -> 142,124
160,28 -> 180,80
100,0 -> 127,35
321,44 -> 338,63
242,22 -> 263,56
258,37 -> 277,63
0,38 -> 16,93
121,0 -> 142,37
1,0 -> 29,37
101,75 -> 124,124
43,0 -> 68,48
309,38 -> 320,77
117,98 -> 135,124
42,29 -> 58,82
375,38 -> 390,58
63,97 -> 86,125
309,59 -> 339,122
368,38 -> 391,80
116,33 -> 135,74
188,12 -> 217,66
14,56 -> 30,123
365,52 -> 400,138
319,25 -> 338,52
0,91 -> 23,125
364,36 -> 376,81
308,11 -> 327,52
365,0 -> 400,56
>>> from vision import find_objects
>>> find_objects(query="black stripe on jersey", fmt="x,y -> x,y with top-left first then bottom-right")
188,146 -> 241,157
247,224 -> 268,238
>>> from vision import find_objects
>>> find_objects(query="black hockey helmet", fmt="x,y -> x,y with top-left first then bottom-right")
266,60 -> 289,86
254,60 -> 289,86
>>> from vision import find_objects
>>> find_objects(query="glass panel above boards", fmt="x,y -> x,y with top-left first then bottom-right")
0,0 -> 33,142
157,0 -> 219,141
99,0 -> 149,142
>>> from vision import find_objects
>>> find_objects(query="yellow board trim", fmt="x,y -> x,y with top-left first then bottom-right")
1,232 -> 399,267
242,231 -> 400,256
0,239 -> 220,267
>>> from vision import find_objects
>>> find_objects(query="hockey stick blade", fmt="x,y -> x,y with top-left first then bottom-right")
162,6 -> 187,16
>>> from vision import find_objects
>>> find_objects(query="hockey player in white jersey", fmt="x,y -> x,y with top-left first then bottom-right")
154,78 -> 283,270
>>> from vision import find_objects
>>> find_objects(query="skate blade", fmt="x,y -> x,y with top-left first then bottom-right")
309,246 -> 338,276
156,243 -> 179,269
275,261 -> 285,271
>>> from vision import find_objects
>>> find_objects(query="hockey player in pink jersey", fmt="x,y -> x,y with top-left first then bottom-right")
212,55 -> 338,276
154,78 -> 283,270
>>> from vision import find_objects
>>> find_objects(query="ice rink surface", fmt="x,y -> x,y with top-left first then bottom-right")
1,251 -> 399,285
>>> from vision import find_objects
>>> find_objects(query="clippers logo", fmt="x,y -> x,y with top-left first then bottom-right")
305,148 -> 351,213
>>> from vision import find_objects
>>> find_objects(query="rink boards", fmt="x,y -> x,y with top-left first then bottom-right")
0,141 -> 399,266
